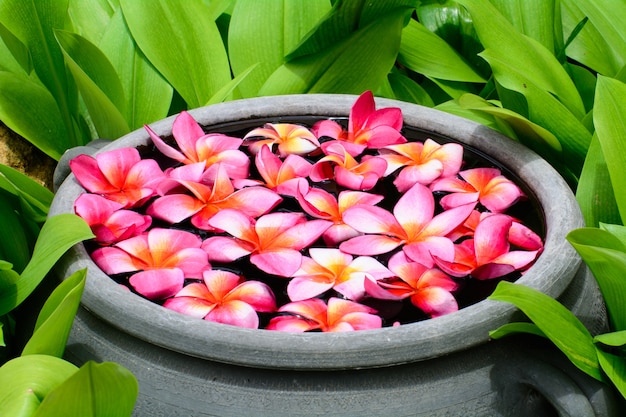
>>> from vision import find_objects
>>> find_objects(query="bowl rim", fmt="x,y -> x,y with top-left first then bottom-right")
51,94 -> 582,370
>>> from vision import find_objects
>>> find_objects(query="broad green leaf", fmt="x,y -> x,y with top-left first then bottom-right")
21,269 -> 86,358
55,29 -> 130,140
435,99 -> 518,139
228,0 -> 330,97
576,134 -> 620,227
0,197 -> 31,273
0,322 -> 4,347
455,0 -> 585,120
561,0 -> 622,76
600,223 -> 626,245
0,0 -> 80,148
0,21 -> 30,74
99,9 -> 173,129
0,72 -> 69,160
566,63 -> 596,113
567,228 -> 626,331
260,7 -> 409,95
594,330 -> 626,348
0,261 -> 20,302
596,348 -> 626,399
593,76 -> 626,224
489,0 -> 562,56
488,281 -> 602,381
387,70 -> 435,107
205,63 -> 258,105
0,214 -> 94,316
121,0 -> 231,109
34,361 -> 137,417
0,164 -> 54,216
480,50 -> 592,176
67,0 -> 118,44
398,19 -> 485,83
489,322 -> 546,339
0,355 -> 78,417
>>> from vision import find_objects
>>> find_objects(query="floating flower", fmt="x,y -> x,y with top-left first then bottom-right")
202,210 -> 332,277
244,123 -> 320,157
145,110 -> 249,180
74,193 -> 151,245
433,214 -> 541,279
288,248 -> 394,301
309,142 -> 387,191
313,90 -> 406,156
69,147 -> 165,208
148,164 -> 282,230
365,253 -> 458,318
266,297 -> 382,332
378,139 -> 463,191
163,270 -> 276,329
340,183 -> 475,267
431,167 -> 524,213
92,228 -> 209,299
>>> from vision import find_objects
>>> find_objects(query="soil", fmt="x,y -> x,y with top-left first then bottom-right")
0,122 -> 56,190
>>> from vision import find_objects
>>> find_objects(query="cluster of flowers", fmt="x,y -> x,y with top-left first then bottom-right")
70,91 -> 543,332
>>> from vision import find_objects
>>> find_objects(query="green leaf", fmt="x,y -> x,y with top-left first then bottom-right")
21,269 -> 86,358
576,134 -> 621,227
33,361 -> 138,417
0,72 -> 69,160
67,0 -> 118,45
228,0 -> 330,98
455,0 -> 585,119
260,7 -> 410,95
121,0 -> 231,109
600,223 -> 626,245
387,70 -> 435,107
398,19 -> 485,83
0,355 -> 78,417
488,281 -> 602,381
55,29 -> 130,140
0,21 -> 30,74
567,228 -> 626,332
0,197 -> 31,273
593,76 -> 626,224
489,322 -> 546,339
205,63 -> 258,106
0,214 -> 94,317
594,330 -> 626,348
596,348 -> 626,399
435,99 -> 518,138
0,164 -> 53,217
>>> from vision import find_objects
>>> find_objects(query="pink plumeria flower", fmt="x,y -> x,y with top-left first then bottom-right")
202,210 -> 332,277
148,164 -> 282,231
365,253 -> 459,318
69,147 -> 165,208
243,123 -> 321,157
74,193 -> 151,245
340,183 -> 475,267
145,111 -> 250,180
163,270 -> 276,329
309,142 -> 387,191
237,144 -> 312,197
313,91 -> 406,156
296,186 -> 384,245
378,139 -> 463,191
266,297 -> 382,332
433,214 -> 541,279
288,248 -> 394,301
431,167 -> 524,213
92,228 -> 210,299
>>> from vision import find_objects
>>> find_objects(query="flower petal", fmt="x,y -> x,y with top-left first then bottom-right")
129,268 -> 185,300
205,300 -> 260,329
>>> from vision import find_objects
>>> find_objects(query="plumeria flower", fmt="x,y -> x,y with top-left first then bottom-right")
431,167 -> 524,213
74,193 -> 151,245
296,186 -> 384,245
92,228 -> 210,299
365,252 -> 459,318
378,139 -> 463,191
340,183 -> 475,267
69,147 -> 165,208
148,164 -> 282,231
288,248 -> 394,301
266,297 -> 382,332
202,210 -> 332,277
145,110 -> 250,180
313,91 -> 406,156
243,123 -> 321,157
163,270 -> 276,329
433,214 -> 541,279
309,142 -> 387,191
234,144 -> 312,197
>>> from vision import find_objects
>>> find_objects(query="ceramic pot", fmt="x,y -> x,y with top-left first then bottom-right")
51,95 -> 615,416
